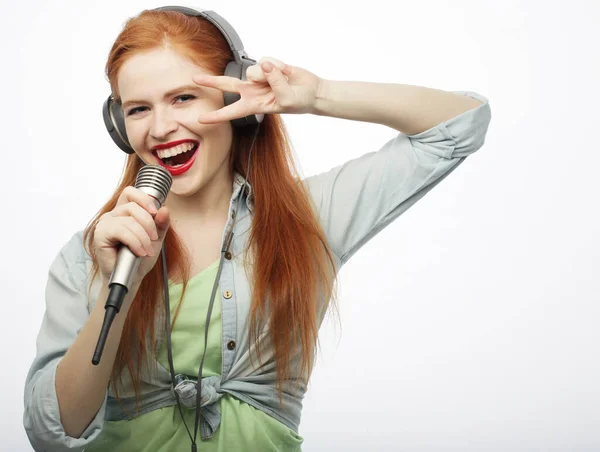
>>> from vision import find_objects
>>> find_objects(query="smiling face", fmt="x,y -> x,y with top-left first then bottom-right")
117,46 -> 234,199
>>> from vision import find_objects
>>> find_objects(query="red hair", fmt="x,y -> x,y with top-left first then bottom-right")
83,9 -> 338,405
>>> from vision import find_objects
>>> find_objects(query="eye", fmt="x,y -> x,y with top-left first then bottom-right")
175,94 -> 196,103
126,106 -> 147,116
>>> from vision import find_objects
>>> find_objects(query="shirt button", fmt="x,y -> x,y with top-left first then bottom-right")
223,290 -> 233,299
227,340 -> 236,350
225,251 -> 232,260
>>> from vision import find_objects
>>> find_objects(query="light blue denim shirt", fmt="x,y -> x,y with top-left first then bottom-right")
24,91 -> 491,451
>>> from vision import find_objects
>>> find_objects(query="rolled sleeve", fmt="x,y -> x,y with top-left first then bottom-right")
305,91 -> 491,266
24,231 -> 107,451
408,91 -> 491,159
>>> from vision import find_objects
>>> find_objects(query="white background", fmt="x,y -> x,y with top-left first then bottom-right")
1,0 -> 599,450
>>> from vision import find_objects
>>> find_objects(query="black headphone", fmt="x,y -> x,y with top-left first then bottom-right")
101,6 -> 264,154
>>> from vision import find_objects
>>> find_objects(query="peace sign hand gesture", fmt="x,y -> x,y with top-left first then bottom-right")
193,57 -> 323,124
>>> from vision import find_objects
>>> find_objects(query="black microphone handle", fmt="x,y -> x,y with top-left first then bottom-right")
92,283 -> 128,365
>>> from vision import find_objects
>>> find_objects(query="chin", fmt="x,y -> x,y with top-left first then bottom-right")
169,178 -> 206,198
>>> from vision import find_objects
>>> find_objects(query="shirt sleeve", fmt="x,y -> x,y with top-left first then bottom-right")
304,90 -> 492,266
23,231 -> 107,451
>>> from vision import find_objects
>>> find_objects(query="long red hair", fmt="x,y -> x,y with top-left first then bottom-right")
83,9 -> 338,404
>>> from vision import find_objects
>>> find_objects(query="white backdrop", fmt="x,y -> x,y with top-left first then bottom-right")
2,0 -> 599,450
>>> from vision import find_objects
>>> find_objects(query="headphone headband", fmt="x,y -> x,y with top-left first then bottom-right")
103,5 -> 263,154
153,6 -> 250,64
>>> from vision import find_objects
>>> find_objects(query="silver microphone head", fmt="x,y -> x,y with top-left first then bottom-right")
135,165 -> 173,207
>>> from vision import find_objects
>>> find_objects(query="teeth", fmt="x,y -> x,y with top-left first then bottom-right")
155,142 -> 195,159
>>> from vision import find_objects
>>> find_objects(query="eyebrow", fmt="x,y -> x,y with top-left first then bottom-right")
121,85 -> 202,110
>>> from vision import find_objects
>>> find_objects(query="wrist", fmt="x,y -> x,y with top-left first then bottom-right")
311,77 -> 330,116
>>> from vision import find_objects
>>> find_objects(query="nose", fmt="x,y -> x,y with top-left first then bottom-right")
149,107 -> 178,140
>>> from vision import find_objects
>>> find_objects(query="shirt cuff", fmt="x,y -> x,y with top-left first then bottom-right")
406,90 -> 492,159
24,359 -> 107,451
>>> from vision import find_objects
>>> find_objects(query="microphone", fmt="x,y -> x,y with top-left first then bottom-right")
92,164 -> 172,365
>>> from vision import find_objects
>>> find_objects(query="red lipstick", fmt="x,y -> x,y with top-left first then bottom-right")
152,139 -> 199,177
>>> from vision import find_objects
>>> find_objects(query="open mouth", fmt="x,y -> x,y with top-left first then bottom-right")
152,141 -> 199,175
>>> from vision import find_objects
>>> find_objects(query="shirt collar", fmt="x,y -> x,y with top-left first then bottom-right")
232,171 -> 254,214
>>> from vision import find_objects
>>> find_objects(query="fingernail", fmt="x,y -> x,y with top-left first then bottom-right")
261,61 -> 273,73
148,204 -> 157,214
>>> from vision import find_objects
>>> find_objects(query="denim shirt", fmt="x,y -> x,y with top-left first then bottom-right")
23,91 -> 491,451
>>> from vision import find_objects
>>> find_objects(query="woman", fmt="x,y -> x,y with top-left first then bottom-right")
23,7 -> 491,452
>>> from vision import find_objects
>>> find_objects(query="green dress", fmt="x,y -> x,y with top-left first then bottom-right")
88,259 -> 304,451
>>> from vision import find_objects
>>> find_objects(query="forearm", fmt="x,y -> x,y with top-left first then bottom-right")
311,79 -> 483,135
55,280 -> 139,438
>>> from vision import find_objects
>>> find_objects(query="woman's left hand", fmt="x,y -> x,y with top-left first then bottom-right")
193,57 -> 322,124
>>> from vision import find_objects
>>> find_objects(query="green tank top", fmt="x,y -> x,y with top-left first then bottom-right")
87,259 -> 304,451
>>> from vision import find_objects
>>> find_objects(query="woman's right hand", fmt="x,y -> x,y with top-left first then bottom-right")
93,186 -> 171,290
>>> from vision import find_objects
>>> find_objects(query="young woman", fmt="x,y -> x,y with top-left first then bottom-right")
23,7 -> 491,452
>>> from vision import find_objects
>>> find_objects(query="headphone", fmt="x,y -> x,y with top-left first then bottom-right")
101,5 -> 264,154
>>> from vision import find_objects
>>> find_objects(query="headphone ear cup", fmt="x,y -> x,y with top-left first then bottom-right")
102,95 -> 134,154
225,60 -> 264,128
